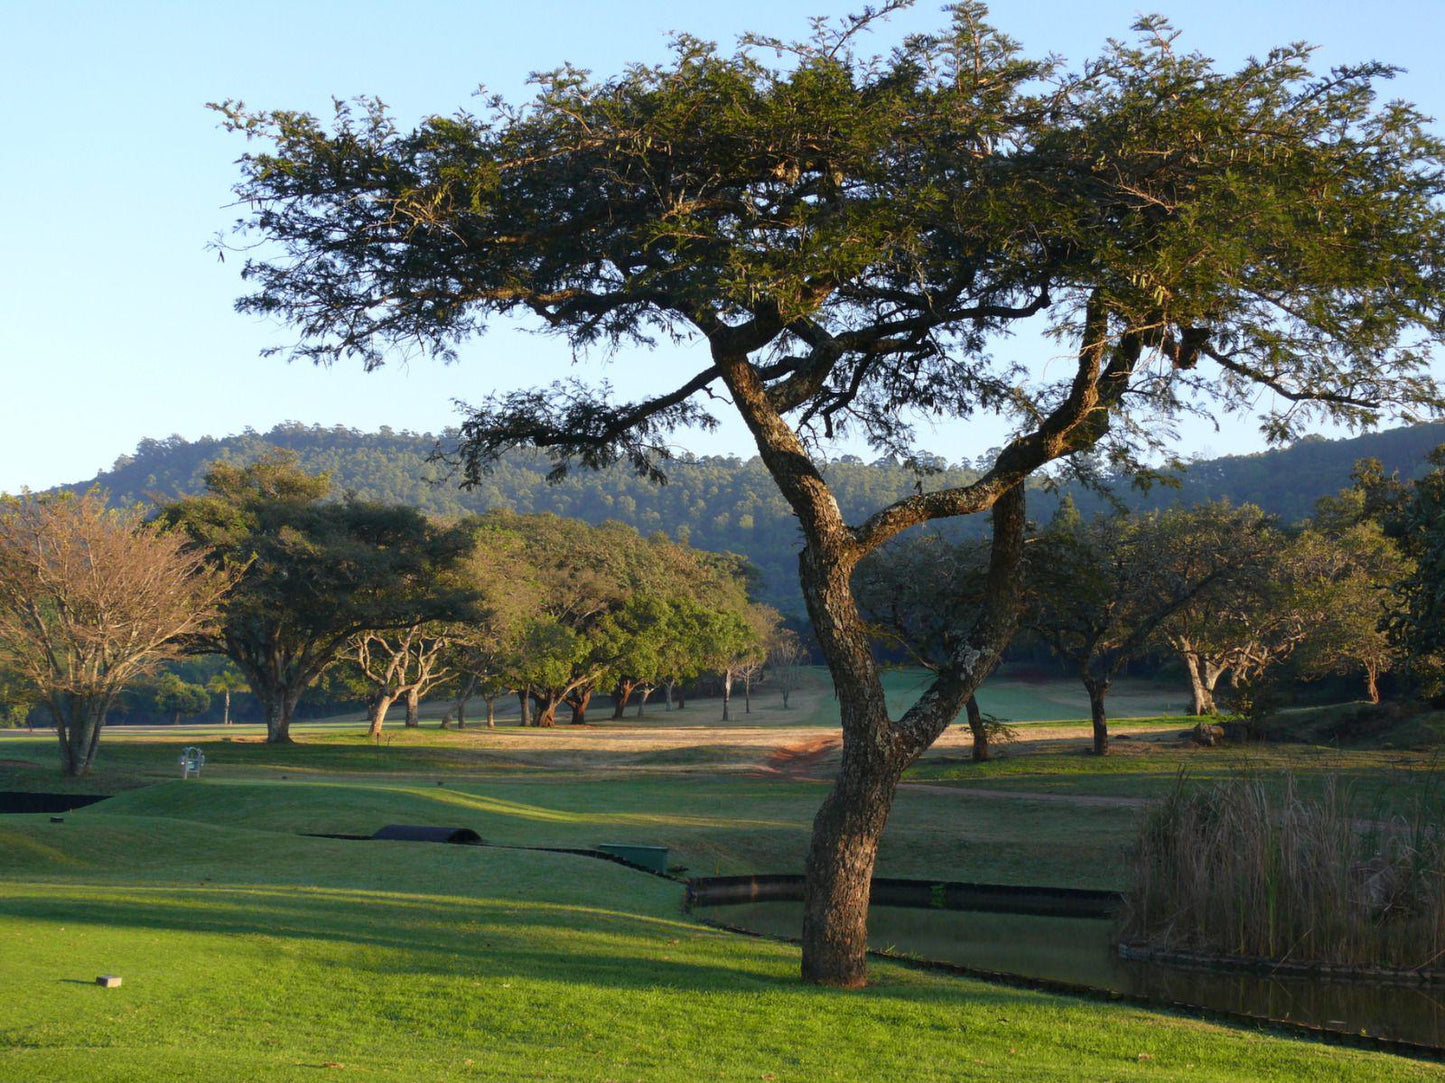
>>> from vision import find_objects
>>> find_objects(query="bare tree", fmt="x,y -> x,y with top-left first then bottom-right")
768,628 -> 807,710
0,493 -> 235,776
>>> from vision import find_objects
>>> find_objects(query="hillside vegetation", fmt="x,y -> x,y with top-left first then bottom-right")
60,421 -> 1445,614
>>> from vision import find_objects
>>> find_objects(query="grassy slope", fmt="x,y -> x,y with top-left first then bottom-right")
3,686 -> 1443,1080
2,813 -> 1435,1083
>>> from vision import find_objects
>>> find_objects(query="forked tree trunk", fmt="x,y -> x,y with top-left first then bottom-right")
1182,651 -> 1226,715
612,680 -> 634,719
1083,675 -> 1111,755
55,698 -> 108,777
664,679 -> 676,710
964,695 -> 989,762
1365,663 -> 1381,704
455,674 -> 478,729
570,689 -> 592,725
533,692 -> 559,727
636,686 -> 652,717
404,687 -> 421,727
794,485 -> 1027,987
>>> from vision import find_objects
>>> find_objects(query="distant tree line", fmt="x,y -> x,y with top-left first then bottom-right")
63,420 -> 1445,619
858,451 -> 1445,756
0,455 -> 796,770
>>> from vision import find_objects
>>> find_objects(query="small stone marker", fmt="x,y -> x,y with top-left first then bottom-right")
96,975 -> 122,988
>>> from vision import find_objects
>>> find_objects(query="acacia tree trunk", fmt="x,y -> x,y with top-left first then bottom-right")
794,486 -> 1028,986
664,679 -> 676,710
612,680 -> 634,719
636,685 -> 652,717
964,695 -> 989,762
455,674 -> 478,729
1083,674 -> 1111,755
367,692 -> 397,738
569,688 -> 592,725
533,691 -> 559,727
1181,651 -> 1227,715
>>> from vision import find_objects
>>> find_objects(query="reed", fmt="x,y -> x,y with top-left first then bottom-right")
1120,772 -> 1445,971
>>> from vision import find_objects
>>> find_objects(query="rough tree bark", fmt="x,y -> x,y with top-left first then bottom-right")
611,679 -> 636,719
1083,674 -> 1111,756
1179,647 -> 1229,715
964,695 -> 989,762
569,688 -> 592,725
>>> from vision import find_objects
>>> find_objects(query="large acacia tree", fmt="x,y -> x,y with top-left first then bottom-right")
163,454 -> 480,743
217,4 -> 1445,984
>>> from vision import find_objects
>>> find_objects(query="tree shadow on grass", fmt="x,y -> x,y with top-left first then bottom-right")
0,886 -> 1051,1012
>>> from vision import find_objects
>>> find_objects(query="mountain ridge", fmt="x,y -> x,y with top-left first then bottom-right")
48,420 -> 1445,615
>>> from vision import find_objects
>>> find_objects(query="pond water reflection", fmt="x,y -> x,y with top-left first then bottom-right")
705,901 -> 1445,1048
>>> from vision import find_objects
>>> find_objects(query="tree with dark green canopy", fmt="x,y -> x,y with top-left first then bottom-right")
216,3 -> 1445,984
855,528 -> 1003,760
161,453 -> 481,743
1385,447 -> 1445,697
152,672 -> 211,726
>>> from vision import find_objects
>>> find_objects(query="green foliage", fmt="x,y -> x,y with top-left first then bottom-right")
1386,447 -> 1445,695
65,421 -> 1445,618
150,672 -> 210,724
160,452 -> 481,739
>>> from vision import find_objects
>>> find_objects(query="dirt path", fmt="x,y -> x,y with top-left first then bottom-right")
761,735 -> 842,779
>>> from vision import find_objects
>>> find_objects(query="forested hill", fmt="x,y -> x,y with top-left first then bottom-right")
61,420 -> 1445,615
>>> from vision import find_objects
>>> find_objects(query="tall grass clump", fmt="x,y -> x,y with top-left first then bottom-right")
1121,773 -> 1445,971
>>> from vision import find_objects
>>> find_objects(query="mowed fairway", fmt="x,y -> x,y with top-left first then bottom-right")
2,677 -> 1441,1080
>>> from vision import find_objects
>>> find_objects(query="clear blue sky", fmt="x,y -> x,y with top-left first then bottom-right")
3,0 -> 1441,493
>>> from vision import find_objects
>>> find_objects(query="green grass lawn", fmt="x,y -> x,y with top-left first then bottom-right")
3,811 -> 1437,1082
3,693 -> 1443,1079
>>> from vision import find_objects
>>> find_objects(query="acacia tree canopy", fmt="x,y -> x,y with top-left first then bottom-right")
162,453 -> 482,743
217,3 -> 1445,985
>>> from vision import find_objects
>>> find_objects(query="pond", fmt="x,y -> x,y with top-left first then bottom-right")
702,901 -> 1445,1048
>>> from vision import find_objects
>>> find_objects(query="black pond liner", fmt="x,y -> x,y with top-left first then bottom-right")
0,792 -> 112,815
371,824 -> 483,844
296,830 -> 683,879
685,874 -> 1445,1064
686,874 -> 1121,917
